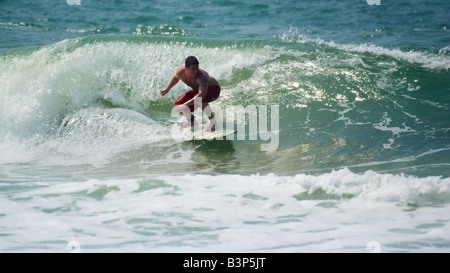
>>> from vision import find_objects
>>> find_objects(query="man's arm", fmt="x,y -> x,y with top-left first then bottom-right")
161,73 -> 180,96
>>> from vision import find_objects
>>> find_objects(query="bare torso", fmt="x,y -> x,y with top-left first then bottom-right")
176,66 -> 219,91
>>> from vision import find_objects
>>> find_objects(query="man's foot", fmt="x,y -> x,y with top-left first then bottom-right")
179,114 -> 196,128
180,120 -> 198,128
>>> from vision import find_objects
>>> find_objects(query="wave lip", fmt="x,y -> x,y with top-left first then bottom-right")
133,24 -> 190,36
278,27 -> 450,70
293,168 -> 450,205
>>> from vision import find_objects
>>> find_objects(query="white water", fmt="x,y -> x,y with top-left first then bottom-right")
1,170 -> 449,252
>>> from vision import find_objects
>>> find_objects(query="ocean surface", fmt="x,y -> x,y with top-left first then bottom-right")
1,0 -> 449,253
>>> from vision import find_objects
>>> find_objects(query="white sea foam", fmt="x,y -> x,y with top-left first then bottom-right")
1,170 -> 449,252
279,27 -> 450,70
330,42 -> 450,70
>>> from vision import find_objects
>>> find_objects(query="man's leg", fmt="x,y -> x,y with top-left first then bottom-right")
202,103 -> 216,132
175,104 -> 197,128
174,90 -> 197,127
200,86 -> 220,132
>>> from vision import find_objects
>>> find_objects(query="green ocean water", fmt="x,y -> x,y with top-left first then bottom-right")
1,0 -> 449,252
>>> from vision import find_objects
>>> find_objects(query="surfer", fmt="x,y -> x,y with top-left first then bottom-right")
161,56 -> 220,132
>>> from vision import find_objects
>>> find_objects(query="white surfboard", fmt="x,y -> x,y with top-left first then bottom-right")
191,128 -> 236,140
170,123 -> 235,141
163,116 -> 235,140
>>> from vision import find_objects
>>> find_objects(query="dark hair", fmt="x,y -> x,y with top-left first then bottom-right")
185,56 -> 199,68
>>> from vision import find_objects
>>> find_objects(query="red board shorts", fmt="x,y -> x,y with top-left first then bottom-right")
174,85 -> 221,112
